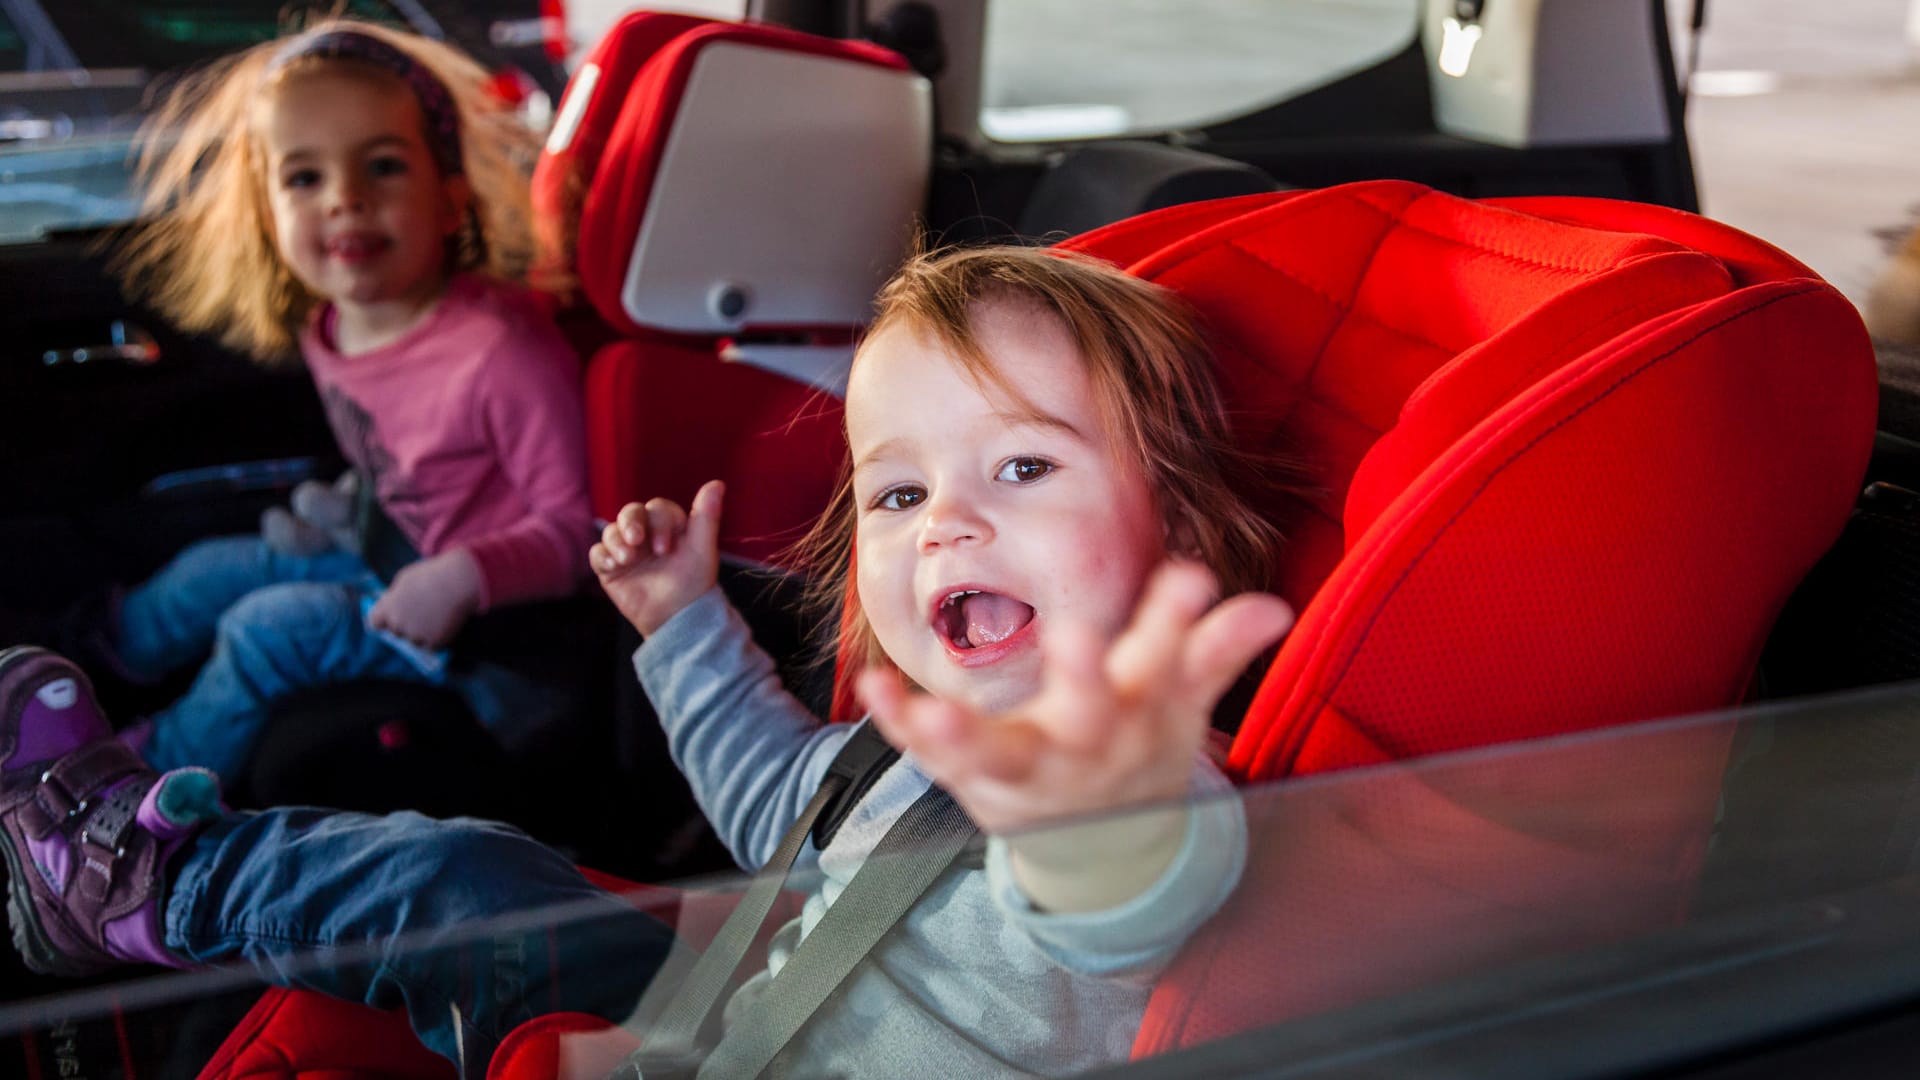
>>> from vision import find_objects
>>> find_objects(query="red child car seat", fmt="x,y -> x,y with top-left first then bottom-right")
535,10 -> 930,565
1044,181 -> 1876,1056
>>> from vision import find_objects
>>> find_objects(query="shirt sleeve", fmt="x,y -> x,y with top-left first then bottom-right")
462,315 -> 596,609
634,585 -> 854,871
984,755 -> 1247,979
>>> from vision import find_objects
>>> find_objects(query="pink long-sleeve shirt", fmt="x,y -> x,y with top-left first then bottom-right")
302,274 -> 593,610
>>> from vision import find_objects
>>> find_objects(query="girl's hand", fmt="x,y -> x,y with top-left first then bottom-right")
593,480 -> 725,636
368,549 -> 483,649
857,561 -> 1293,911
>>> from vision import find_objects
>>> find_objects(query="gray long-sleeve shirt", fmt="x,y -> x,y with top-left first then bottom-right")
633,586 -> 1247,1077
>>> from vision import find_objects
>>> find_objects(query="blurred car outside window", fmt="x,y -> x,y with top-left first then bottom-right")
0,0 -> 552,245
980,0 -> 1419,142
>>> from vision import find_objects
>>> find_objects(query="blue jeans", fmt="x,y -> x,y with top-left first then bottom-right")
165,808 -> 673,1067
116,536 -> 541,777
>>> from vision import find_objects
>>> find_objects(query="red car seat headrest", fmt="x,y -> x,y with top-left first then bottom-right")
1064,178 -> 1735,610
535,14 -> 930,341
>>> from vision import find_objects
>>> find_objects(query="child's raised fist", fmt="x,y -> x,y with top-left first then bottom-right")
593,480 -> 726,636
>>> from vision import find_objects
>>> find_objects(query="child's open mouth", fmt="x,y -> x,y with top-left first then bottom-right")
935,588 -> 1036,659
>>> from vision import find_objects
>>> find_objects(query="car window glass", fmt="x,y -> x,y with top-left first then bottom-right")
7,683 -> 1920,1073
980,0 -> 1420,141
38,0 -> 410,72
0,9 -> 25,73
0,0 -> 420,244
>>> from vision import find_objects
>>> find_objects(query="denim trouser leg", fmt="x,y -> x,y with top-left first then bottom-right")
115,535 -> 370,680
164,809 -> 674,1066
141,579 -> 429,776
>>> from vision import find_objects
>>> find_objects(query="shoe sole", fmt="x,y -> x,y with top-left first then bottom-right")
0,644 -> 103,976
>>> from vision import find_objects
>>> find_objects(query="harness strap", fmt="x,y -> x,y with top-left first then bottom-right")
696,785 -> 975,1079
812,721 -> 900,850
615,722 -> 973,1080
626,732 -> 867,1071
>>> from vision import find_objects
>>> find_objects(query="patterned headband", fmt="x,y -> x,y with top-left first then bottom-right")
265,29 -> 464,177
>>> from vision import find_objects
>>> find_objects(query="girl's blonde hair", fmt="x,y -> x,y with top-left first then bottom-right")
116,15 -> 549,361
798,244 -> 1292,677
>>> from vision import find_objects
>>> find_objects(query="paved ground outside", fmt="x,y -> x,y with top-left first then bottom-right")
1686,0 -> 1920,307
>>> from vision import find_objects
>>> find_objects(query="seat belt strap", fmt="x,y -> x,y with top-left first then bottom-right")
618,721 -> 902,1074
813,720 -> 900,849
694,785 -> 977,1079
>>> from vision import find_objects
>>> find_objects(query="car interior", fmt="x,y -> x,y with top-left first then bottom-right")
5,1 -> 1920,1076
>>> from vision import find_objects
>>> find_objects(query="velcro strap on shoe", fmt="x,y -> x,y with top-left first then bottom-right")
43,739 -> 145,805
81,777 -> 150,855
73,832 -> 159,926
19,783 -> 75,839
76,839 -> 119,906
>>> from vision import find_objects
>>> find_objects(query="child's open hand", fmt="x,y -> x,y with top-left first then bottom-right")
593,480 -> 725,636
857,561 -> 1293,911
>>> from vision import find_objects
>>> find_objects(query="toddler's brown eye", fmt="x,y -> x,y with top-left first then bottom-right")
998,458 -> 1054,483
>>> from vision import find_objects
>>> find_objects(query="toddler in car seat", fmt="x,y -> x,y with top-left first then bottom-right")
1,245 -> 1296,1075
71,17 -> 594,777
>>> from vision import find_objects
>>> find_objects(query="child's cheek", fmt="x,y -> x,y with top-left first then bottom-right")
853,553 -> 909,646
1073,526 -> 1165,630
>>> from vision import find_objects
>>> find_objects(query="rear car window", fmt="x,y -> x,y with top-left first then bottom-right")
40,0 -> 409,70
0,9 -> 25,72
0,0 -> 417,244
980,0 -> 1420,141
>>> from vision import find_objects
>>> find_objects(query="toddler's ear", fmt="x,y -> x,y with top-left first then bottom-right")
1166,516 -> 1202,561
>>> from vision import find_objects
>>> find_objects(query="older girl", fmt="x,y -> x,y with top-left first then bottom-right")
85,18 -> 593,776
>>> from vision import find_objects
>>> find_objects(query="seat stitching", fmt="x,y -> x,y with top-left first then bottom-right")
1343,187 -> 1626,275
1463,290 -> 1701,417
1219,237 -> 1462,358
1261,207 -> 1407,433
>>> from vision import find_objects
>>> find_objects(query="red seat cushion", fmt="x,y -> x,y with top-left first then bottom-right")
195,987 -> 454,1080
487,1013 -> 638,1080
584,341 -> 844,567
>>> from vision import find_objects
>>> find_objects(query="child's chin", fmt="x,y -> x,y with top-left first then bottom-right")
945,666 -> 1043,717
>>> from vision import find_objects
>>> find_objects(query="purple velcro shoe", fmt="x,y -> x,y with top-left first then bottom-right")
0,646 -> 219,975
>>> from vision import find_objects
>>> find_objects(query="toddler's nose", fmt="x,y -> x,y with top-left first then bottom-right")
918,492 -> 992,551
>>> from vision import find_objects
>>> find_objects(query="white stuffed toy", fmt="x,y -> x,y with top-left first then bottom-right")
260,471 -> 361,557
